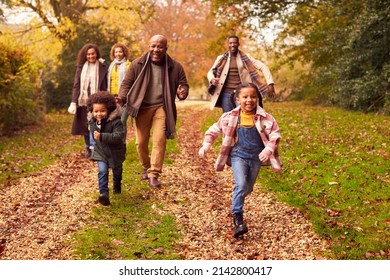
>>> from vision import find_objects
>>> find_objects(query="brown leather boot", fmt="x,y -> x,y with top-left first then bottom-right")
148,177 -> 161,188
141,169 -> 148,180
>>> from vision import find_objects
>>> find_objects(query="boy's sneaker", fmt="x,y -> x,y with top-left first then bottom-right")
98,193 -> 110,206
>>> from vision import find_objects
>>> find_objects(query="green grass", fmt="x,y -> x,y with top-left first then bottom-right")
0,113 -> 82,187
236,101 -> 389,259
71,139 -> 180,259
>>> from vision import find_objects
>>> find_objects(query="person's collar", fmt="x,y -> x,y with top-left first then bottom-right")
229,49 -> 239,57
256,105 -> 267,117
228,53 -> 239,59
151,55 -> 166,66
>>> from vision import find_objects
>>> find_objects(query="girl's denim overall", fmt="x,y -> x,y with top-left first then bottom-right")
230,123 -> 264,214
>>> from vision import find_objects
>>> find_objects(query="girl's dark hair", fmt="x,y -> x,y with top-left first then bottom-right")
231,83 -> 263,108
87,91 -> 117,113
76,43 -> 101,66
109,43 -> 130,61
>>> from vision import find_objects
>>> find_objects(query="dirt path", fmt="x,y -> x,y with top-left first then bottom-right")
0,154 -> 97,259
0,102 -> 329,260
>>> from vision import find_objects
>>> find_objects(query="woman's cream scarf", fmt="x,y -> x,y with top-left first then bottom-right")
78,61 -> 99,106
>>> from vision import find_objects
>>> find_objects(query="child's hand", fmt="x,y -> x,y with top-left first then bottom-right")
198,147 -> 206,158
259,149 -> 272,162
94,131 -> 100,141
198,144 -> 211,158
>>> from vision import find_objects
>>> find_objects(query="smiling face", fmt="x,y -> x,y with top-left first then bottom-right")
86,48 -> 97,63
149,35 -> 168,64
228,37 -> 240,56
114,47 -> 125,61
236,87 -> 258,113
92,103 -> 108,123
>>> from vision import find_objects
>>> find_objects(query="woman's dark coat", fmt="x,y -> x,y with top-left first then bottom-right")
71,62 -> 108,136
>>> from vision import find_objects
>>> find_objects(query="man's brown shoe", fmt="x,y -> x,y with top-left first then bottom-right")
148,177 -> 161,188
141,169 -> 148,180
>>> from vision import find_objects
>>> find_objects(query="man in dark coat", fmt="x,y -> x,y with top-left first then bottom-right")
118,34 -> 189,188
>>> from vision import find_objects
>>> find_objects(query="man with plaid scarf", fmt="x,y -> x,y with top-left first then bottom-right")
207,36 -> 275,112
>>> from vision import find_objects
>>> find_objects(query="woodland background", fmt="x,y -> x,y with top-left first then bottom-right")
0,0 -> 389,261
0,0 -> 389,135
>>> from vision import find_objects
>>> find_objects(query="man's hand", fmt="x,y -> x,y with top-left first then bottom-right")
211,78 -> 220,86
177,84 -> 187,100
115,96 -> 124,106
267,84 -> 276,98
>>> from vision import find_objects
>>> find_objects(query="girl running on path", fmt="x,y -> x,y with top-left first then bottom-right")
198,83 -> 282,238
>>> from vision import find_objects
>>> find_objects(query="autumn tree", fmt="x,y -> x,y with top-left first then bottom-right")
0,40 -> 44,134
329,0 -> 390,112
208,0 -> 311,36
0,0 -> 156,109
276,0 -> 390,112
208,0 -> 390,113
139,0 -> 223,89
0,0 -> 154,42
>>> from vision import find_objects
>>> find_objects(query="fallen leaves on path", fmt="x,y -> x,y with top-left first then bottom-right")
0,153 -> 97,259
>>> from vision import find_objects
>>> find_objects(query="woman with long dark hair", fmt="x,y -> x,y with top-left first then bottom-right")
68,43 -> 108,157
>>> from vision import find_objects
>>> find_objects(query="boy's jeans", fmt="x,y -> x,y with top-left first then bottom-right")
231,156 -> 261,214
97,161 -> 123,194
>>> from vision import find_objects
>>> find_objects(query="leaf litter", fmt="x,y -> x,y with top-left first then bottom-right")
0,154 -> 97,259
0,103 -> 329,260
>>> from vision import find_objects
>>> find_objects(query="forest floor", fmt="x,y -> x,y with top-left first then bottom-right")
0,101 -> 329,260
